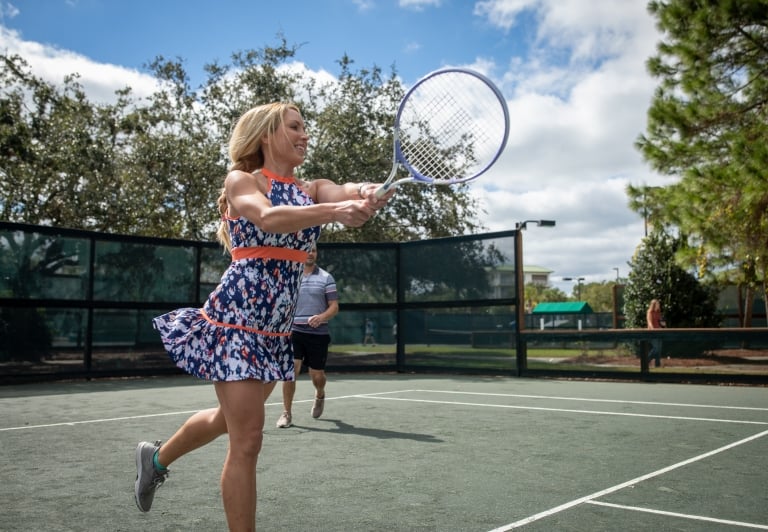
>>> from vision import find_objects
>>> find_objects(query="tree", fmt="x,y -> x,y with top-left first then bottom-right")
523,283 -> 568,312
293,55 -> 483,242
1,38 -> 483,243
623,230 -> 719,328
0,55 -> 133,230
578,281 -> 617,313
631,0 -> 768,324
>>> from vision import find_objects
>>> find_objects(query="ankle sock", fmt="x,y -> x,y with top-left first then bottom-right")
153,450 -> 168,472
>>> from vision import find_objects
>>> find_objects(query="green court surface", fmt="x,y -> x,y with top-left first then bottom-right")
1,374 -> 767,531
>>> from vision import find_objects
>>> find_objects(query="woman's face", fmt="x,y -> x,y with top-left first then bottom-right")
269,108 -> 308,166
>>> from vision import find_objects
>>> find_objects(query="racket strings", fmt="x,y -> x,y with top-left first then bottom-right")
398,76 -> 507,182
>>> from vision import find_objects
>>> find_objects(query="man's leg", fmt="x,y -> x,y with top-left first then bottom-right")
309,368 -> 326,401
304,334 -> 329,419
277,360 -> 301,428
310,367 -> 326,418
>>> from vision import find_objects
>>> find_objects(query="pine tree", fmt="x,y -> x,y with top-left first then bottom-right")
632,0 -> 768,313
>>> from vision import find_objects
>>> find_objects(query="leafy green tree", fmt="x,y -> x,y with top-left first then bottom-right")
136,43 -> 483,242
624,230 -> 719,328
121,56 -> 228,239
523,283 -> 568,312
295,55 -> 482,242
632,0 -> 768,322
578,281 -> 617,313
1,37 -> 482,242
0,55 -> 129,229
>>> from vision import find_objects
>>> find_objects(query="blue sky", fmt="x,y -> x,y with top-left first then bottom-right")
0,0 -> 667,294
3,0 -> 534,86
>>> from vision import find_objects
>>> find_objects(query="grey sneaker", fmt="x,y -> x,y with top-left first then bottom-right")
311,396 -> 325,419
134,440 -> 169,512
276,411 -> 292,428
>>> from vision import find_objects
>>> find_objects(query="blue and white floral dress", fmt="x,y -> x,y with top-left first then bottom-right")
152,172 -> 320,382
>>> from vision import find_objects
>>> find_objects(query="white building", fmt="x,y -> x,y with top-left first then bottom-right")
487,264 -> 554,299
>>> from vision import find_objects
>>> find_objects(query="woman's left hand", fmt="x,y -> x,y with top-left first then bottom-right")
359,183 -> 395,210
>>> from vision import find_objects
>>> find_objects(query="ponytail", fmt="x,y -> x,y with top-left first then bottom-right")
215,187 -> 232,252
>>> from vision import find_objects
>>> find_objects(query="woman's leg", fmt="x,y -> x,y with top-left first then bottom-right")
156,377 -> 277,468
283,359 -> 302,414
136,406 -> 228,512
215,379 -> 268,532
157,407 -> 228,467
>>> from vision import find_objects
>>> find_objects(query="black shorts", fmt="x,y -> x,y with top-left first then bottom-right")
291,331 -> 331,370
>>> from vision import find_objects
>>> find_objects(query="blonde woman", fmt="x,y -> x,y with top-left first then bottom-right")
134,102 -> 393,530
646,299 -> 666,367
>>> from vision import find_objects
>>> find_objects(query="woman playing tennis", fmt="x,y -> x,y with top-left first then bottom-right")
135,102 -> 393,531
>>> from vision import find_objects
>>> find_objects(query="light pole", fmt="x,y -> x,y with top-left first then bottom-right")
611,267 -> 620,328
514,220 -> 556,376
563,276 -> 585,300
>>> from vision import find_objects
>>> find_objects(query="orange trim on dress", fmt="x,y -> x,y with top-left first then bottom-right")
230,246 -> 308,263
261,167 -> 296,184
200,308 -> 290,337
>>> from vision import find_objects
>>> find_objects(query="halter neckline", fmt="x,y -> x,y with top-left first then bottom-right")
261,168 -> 295,183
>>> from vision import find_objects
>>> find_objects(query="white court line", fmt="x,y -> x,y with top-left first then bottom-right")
409,390 -> 768,412
0,389 -> 417,432
487,429 -> 768,531
586,500 -> 768,530
354,396 -> 768,425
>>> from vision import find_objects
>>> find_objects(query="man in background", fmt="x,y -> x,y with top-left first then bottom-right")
276,246 -> 339,428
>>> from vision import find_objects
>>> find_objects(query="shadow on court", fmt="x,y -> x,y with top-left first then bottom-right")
1,374 -> 766,531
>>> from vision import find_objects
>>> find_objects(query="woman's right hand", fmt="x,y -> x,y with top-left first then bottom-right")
333,200 -> 378,227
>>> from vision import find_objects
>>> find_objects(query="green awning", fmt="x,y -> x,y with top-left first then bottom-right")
532,302 -> 593,314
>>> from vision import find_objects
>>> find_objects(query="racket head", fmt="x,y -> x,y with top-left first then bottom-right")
393,68 -> 510,185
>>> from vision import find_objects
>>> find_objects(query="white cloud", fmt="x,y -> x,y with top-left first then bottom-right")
399,0 -> 442,10
473,0 -> 537,30
467,0 -> 666,286
0,26 -> 160,103
352,0 -> 375,11
403,41 -> 422,54
1,3 -> 18,21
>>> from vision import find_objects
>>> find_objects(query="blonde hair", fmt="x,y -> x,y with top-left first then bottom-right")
216,102 -> 302,251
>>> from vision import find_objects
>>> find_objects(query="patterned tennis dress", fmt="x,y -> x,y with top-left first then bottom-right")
152,172 -> 320,382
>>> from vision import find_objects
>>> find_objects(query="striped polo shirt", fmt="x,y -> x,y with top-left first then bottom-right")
291,266 -> 338,335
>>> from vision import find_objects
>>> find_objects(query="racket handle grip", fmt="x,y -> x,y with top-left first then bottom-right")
374,182 -> 396,199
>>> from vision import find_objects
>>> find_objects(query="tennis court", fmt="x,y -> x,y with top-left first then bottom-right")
1,373 -> 766,531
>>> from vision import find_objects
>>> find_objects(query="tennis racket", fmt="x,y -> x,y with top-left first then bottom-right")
375,67 -> 510,199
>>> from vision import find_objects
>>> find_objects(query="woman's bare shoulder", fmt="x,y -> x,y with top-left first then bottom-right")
226,170 -> 266,191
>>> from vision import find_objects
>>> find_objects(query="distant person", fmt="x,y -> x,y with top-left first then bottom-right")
276,246 -> 338,428
132,102 -> 393,530
363,318 -> 376,346
646,298 -> 666,367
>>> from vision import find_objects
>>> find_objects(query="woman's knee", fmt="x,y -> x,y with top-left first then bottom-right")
229,426 -> 264,457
